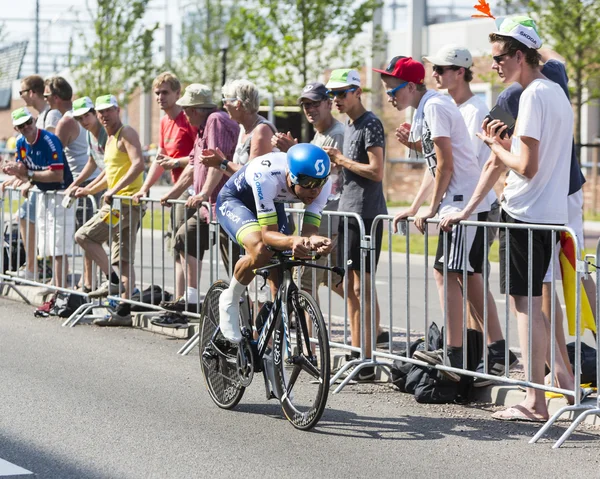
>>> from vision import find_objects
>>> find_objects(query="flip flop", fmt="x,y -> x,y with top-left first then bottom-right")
492,406 -> 548,423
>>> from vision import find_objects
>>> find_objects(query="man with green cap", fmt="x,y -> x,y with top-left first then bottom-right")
6,106 -> 74,290
74,94 -> 145,326
322,68 -> 387,381
440,16 -> 575,422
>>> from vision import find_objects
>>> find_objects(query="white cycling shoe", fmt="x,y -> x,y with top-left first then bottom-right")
218,288 -> 242,342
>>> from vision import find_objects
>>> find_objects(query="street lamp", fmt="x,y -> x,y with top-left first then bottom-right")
219,34 -> 229,87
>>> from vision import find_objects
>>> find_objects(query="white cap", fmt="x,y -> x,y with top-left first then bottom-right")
423,44 -> 473,68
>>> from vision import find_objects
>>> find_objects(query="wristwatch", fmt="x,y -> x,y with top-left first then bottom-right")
173,159 -> 180,169
219,159 -> 230,171
27,170 -> 34,181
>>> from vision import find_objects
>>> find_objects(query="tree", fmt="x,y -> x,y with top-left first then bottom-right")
224,0 -> 382,101
528,0 -> 600,149
176,0 -> 236,93
69,0 -> 158,103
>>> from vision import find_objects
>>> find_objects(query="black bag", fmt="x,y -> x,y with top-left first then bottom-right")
567,342 -> 597,387
51,292 -> 86,318
3,223 -> 26,273
414,367 -> 461,404
130,285 -> 173,312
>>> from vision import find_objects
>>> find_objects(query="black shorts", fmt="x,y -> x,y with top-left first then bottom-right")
499,210 -> 556,297
337,217 -> 383,273
434,211 -> 488,274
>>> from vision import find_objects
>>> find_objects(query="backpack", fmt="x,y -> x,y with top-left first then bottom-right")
3,223 -> 26,273
51,292 -> 87,318
130,285 -> 173,312
567,342 -> 597,387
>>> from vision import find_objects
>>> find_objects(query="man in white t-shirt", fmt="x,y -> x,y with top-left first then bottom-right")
376,56 -> 490,380
423,45 -> 517,386
440,16 -> 575,422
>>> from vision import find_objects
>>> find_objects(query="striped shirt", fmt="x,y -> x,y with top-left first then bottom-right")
189,110 -> 239,215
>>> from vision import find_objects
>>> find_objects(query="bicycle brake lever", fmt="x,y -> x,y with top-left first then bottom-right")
254,268 -> 269,290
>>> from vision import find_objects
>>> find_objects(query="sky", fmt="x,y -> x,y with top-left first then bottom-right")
0,0 -> 506,77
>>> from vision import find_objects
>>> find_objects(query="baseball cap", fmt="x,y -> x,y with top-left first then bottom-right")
373,56 -> 425,84
72,96 -> 95,117
325,69 -> 361,89
298,82 -> 328,103
95,94 -> 119,111
493,15 -> 542,50
12,107 -> 33,126
423,45 -> 473,68
176,84 -> 216,108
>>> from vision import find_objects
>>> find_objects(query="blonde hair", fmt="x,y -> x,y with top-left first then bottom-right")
221,79 -> 260,113
152,71 -> 181,93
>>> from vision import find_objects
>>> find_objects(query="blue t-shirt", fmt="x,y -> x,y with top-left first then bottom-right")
496,59 -> 585,195
15,129 -> 73,191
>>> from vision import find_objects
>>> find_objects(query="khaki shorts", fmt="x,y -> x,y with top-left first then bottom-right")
296,237 -> 338,293
166,189 -> 194,254
76,202 -> 144,265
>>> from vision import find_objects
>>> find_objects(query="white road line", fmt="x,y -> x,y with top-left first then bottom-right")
0,458 -> 33,476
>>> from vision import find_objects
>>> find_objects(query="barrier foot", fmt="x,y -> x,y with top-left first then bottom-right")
0,281 -> 31,305
329,358 -> 362,387
529,404 -> 592,445
332,360 -> 374,394
62,302 -> 99,327
177,331 -> 200,356
552,407 -> 600,449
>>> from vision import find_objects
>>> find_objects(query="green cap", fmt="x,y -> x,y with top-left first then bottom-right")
325,69 -> 361,89
11,107 -> 33,126
95,94 -> 119,111
72,96 -> 94,117
494,15 -> 542,50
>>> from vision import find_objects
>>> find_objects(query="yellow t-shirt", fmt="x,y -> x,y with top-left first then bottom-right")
104,126 -> 143,198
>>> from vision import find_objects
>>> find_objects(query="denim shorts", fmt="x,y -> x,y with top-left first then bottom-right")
18,191 -> 37,223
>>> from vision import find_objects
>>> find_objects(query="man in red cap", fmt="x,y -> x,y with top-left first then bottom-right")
375,56 -> 491,381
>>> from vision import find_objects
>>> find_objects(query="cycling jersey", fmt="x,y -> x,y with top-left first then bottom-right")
217,152 -> 331,246
15,129 -> 73,191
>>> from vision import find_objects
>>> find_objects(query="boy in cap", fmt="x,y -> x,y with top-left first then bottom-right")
422,45 -> 517,385
322,69 -> 387,380
440,16 -> 575,421
377,56 -> 490,381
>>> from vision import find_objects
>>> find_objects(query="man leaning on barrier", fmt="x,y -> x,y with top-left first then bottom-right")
440,16 -> 576,422
271,82 -> 345,303
377,56 -> 491,382
157,84 -> 239,313
6,107 -> 75,290
74,95 -> 145,327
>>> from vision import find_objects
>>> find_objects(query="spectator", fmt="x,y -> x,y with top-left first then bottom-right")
74,95 -> 145,327
158,84 -> 239,314
494,47 -> 595,383
211,79 -> 277,177
440,16 -> 575,421
422,45 -> 517,385
322,68 -> 387,381
6,107 -> 74,289
271,82 -> 344,301
379,57 -> 490,382
46,78 -> 101,292
68,96 -> 108,291
132,72 -> 198,301
5,75 -> 61,280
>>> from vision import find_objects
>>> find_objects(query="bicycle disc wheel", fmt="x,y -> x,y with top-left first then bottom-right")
273,290 -> 330,430
199,280 -> 245,409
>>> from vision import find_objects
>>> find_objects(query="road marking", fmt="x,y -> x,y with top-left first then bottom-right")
0,458 -> 33,476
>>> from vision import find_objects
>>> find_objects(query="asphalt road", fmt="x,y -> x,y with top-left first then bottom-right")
1,298 -> 599,479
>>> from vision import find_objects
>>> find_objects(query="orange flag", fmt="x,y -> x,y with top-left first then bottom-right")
559,232 -> 596,336
472,0 -> 495,19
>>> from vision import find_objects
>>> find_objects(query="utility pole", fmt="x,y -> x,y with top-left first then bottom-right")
34,0 -> 40,73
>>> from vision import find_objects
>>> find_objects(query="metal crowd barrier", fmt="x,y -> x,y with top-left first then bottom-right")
0,186 -> 98,301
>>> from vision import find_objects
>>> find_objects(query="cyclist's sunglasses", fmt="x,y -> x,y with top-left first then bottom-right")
326,87 -> 357,99
16,118 -> 33,130
296,174 -> 328,189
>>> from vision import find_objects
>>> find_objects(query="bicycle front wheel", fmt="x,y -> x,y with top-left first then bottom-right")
273,290 -> 330,430
199,280 -> 245,409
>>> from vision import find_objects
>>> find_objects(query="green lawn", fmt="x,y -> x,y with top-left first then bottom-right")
141,207 -> 171,231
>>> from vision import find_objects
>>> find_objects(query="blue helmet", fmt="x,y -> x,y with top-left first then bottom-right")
287,143 -> 331,189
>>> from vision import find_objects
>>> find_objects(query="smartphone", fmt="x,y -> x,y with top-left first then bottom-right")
484,105 -> 515,139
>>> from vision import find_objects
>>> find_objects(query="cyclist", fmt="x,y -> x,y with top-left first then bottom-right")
216,143 -> 334,342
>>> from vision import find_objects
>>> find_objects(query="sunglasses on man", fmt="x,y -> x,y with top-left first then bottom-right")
16,118 -> 33,130
492,52 -> 510,64
296,174 -> 329,189
432,65 -> 460,75
326,87 -> 357,100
